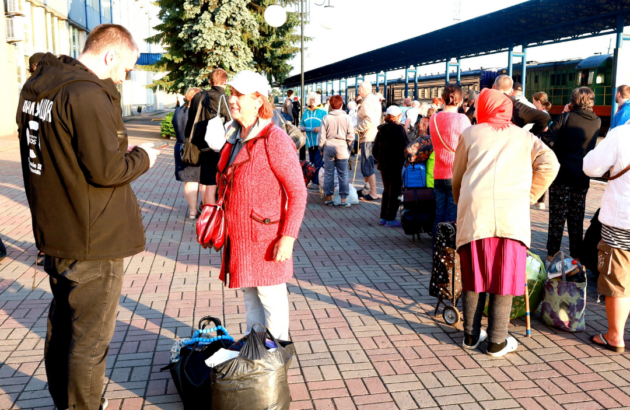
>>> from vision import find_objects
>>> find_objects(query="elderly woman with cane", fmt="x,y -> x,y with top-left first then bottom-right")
216,71 -> 307,340
452,88 -> 559,357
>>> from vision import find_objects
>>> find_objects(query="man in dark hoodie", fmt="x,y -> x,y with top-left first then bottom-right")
493,74 -> 551,134
185,68 -> 231,208
16,24 -> 159,410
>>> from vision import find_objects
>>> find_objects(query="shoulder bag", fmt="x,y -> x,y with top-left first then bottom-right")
204,94 -> 233,152
432,114 -> 455,154
181,98 -> 204,165
603,163 -> 630,181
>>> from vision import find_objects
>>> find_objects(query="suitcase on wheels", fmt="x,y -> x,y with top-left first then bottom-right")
430,221 -> 462,325
400,188 -> 435,240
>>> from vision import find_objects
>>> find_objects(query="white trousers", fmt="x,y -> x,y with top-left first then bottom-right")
242,283 -> 290,340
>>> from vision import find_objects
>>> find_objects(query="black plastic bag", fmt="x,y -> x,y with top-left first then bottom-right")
162,316 -> 233,410
211,324 -> 295,410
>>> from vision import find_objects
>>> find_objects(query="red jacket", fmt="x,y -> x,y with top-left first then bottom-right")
217,123 -> 307,288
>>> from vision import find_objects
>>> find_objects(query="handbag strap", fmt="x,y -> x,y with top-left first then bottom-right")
188,96 -> 205,140
605,163 -> 630,181
433,114 -> 455,154
217,94 -> 233,124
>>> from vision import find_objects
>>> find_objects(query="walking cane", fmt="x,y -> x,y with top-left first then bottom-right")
525,281 -> 531,338
352,146 -> 361,184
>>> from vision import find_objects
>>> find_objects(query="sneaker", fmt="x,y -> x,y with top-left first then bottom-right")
463,329 -> 487,350
487,336 -> 518,357
324,200 -> 335,206
336,202 -> 351,208
308,184 -> 320,191
379,219 -> 387,225
531,203 -> 546,210
385,220 -> 402,228
100,398 -> 109,410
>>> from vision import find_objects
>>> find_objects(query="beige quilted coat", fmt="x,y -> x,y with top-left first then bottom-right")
452,123 -> 560,250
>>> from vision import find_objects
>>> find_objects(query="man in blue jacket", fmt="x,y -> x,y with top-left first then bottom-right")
610,85 -> 630,130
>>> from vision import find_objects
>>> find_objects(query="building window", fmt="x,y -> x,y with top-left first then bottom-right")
71,26 -> 80,58
87,0 -> 99,12
101,0 -> 111,18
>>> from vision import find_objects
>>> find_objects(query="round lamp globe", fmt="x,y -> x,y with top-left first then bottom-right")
264,5 -> 287,28
320,5 -> 335,30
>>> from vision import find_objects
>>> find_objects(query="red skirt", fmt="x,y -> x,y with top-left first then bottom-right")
460,237 -> 527,296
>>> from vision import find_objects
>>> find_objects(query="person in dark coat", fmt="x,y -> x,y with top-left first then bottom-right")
185,68 -> 232,206
493,75 -> 551,134
540,87 -> 601,262
372,105 -> 410,227
173,87 -> 204,219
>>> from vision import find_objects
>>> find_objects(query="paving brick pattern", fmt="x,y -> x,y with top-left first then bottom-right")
0,119 -> 625,410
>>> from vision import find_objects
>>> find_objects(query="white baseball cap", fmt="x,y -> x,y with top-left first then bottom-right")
227,70 -> 271,96
386,105 -> 402,116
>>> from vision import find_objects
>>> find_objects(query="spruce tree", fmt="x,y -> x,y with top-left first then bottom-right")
147,0 -> 259,94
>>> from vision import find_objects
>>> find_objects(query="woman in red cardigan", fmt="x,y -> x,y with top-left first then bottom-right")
217,71 -> 307,340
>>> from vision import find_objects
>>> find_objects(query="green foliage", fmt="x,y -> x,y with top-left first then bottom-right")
246,1 -> 308,85
160,112 -> 176,138
147,0 -> 309,93
147,0 -> 259,94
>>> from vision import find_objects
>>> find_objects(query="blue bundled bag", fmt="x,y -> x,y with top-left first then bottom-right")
402,163 -> 426,189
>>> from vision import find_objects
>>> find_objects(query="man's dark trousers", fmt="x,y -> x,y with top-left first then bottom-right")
44,257 -> 124,410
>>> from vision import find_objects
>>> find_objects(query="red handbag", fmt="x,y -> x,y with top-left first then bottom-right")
197,200 -> 226,250
197,171 -> 231,251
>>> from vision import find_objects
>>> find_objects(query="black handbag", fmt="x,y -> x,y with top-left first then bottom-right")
162,316 -> 234,410
181,98 -> 205,165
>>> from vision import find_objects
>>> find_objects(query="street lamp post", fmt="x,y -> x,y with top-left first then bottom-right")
264,0 -> 334,118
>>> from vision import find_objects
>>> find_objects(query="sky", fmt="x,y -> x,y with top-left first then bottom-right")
282,0 -> 620,85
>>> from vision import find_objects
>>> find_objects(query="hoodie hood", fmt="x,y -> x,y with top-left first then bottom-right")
22,53 -> 117,103
571,108 -> 598,121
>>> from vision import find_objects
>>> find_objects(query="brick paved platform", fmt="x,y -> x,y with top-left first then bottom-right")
0,118 -> 625,410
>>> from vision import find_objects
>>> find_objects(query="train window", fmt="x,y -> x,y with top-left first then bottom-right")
535,75 -> 539,84
568,73 -> 574,82
562,74 -> 567,85
551,74 -> 555,86
588,70 -> 595,85
596,74 -> 605,84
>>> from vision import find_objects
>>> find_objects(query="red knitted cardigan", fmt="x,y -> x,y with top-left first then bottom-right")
217,123 -> 307,289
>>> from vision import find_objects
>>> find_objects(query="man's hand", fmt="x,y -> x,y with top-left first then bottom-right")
313,127 -> 321,133
138,143 -> 160,168
563,104 -> 571,113
273,235 -> 295,262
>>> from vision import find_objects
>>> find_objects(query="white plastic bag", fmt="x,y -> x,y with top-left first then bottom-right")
333,185 -> 359,205
204,95 -> 232,152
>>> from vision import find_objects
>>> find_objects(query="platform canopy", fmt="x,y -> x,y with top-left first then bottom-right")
282,0 -> 630,87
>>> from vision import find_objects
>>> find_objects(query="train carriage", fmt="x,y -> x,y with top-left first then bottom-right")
318,54 -> 615,132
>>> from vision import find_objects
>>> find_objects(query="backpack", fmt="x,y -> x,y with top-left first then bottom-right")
405,134 -> 433,164
407,115 -> 427,141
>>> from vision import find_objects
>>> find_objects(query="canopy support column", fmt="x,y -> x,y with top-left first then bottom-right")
445,59 -> 461,85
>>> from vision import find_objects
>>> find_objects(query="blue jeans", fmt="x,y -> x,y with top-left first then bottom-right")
323,146 -> 349,198
433,179 -> 457,238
